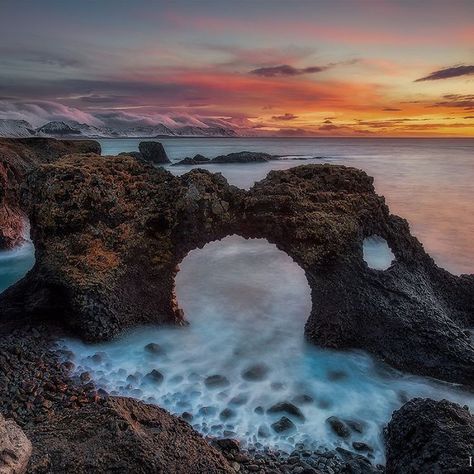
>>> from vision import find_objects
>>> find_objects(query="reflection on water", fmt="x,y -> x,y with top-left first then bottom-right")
62,236 -> 474,464
99,137 -> 474,275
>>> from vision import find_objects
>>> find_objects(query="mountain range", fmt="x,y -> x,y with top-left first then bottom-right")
0,119 -> 239,139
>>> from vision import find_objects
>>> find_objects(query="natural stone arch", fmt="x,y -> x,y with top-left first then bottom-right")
1,154 -> 473,387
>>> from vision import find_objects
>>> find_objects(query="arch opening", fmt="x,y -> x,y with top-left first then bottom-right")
61,234 -> 473,465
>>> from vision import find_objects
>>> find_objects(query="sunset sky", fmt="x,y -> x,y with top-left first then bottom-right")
0,0 -> 473,136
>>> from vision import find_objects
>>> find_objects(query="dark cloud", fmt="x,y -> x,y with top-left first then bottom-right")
415,65 -> 474,82
250,64 -> 326,77
430,94 -> 474,109
464,116 -> 474,119
272,113 -> 298,121
322,119 -> 333,124
382,107 -> 402,111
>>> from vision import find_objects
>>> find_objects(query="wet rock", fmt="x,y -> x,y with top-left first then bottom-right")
385,398 -> 474,473
271,416 -> 296,434
241,363 -> 270,381
352,442 -> 373,452
212,438 -> 240,453
181,412 -> 193,422
257,424 -> 270,438
174,151 -> 276,166
229,393 -> 248,406
138,141 -> 170,164
80,372 -> 91,383
271,382 -> 286,391
204,375 -> 230,388
345,419 -> 365,434
173,154 -> 211,165
198,406 -> 218,416
267,402 -> 305,422
144,369 -> 164,385
292,394 -> 314,405
326,416 -> 351,438
144,342 -> 164,355
219,408 -> 236,421
254,406 -> 264,415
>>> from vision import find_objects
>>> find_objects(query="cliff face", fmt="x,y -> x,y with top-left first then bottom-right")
0,138 -> 101,248
1,152 -> 472,387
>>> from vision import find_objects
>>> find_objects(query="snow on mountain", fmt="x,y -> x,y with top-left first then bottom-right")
0,119 -> 36,138
118,124 -> 176,137
36,121 -> 83,136
174,126 -> 237,137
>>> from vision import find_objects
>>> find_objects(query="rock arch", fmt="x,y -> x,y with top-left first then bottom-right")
1,153 -> 473,386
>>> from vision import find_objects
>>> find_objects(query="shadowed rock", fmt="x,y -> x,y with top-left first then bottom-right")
138,141 -> 170,164
27,396 -> 233,473
1,153 -> 473,386
0,137 -> 100,248
385,398 -> 474,473
173,151 -> 277,165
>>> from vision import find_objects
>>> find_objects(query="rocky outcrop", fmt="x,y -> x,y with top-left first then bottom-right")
138,141 -> 170,164
173,150 -> 276,165
1,154 -> 473,386
27,396 -> 233,473
0,414 -> 32,474
385,398 -> 474,473
0,138 -> 101,248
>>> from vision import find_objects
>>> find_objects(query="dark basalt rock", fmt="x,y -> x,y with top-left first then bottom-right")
267,401 -> 305,422
385,398 -> 474,473
326,416 -> 351,438
205,375 -> 230,388
0,137 -> 100,248
173,150 -> 277,165
241,363 -> 270,381
271,416 -> 296,433
118,151 -> 142,160
1,152 -> 473,387
138,141 -> 170,164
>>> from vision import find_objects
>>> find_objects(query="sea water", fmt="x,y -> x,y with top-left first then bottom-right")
1,138 -> 473,465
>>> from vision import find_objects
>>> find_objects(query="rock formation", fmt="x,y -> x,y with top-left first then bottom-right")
385,398 -> 474,473
27,396 -> 233,473
0,138 -> 100,248
0,414 -> 32,474
173,150 -> 276,165
1,153 -> 473,387
138,141 -> 170,164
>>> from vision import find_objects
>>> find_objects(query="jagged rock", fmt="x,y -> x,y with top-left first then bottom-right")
1,152 -> 473,386
0,414 -> 32,474
138,141 -> 170,164
385,398 -> 474,473
0,137 -> 100,248
27,396 -> 233,473
271,416 -> 296,433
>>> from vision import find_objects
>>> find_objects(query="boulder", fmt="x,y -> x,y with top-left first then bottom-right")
27,396 -> 233,473
326,416 -> 351,438
385,398 -> 474,473
0,414 -> 32,474
271,416 -> 296,433
138,141 -> 170,164
1,152 -> 473,387
267,401 -> 305,422
173,151 -> 277,165
118,151 -> 142,160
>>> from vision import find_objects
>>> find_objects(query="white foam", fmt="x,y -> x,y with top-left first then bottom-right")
363,235 -> 395,270
61,236 -> 472,464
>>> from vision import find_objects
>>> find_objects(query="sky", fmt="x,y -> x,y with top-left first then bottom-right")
0,0 -> 473,136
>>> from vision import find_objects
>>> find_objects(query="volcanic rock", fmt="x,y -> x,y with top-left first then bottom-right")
1,151 -> 473,387
385,398 -> 474,473
267,401 -> 305,422
138,141 -> 170,164
174,150 -> 276,165
326,416 -> 351,438
271,416 -> 296,433
0,137 -> 100,248
0,414 -> 32,474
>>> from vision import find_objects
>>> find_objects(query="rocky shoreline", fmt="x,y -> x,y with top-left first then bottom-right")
0,138 -> 473,473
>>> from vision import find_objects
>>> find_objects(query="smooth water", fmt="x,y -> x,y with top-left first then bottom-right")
62,236 -> 473,464
1,138 -> 473,465
100,137 -> 474,275
363,236 -> 395,271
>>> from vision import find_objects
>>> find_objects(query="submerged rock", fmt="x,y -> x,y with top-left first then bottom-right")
241,363 -> 270,381
144,369 -> 164,384
326,416 -> 351,438
271,416 -> 296,433
144,342 -> 164,355
205,375 -> 230,388
267,401 -> 305,422
1,148 -> 473,387
138,141 -> 170,164
385,398 -> 474,473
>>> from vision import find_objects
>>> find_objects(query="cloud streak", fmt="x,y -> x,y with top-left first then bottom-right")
415,65 -> 474,81
250,64 -> 327,77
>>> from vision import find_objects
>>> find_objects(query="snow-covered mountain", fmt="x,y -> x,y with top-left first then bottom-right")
0,119 -> 240,138
0,119 -> 36,138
